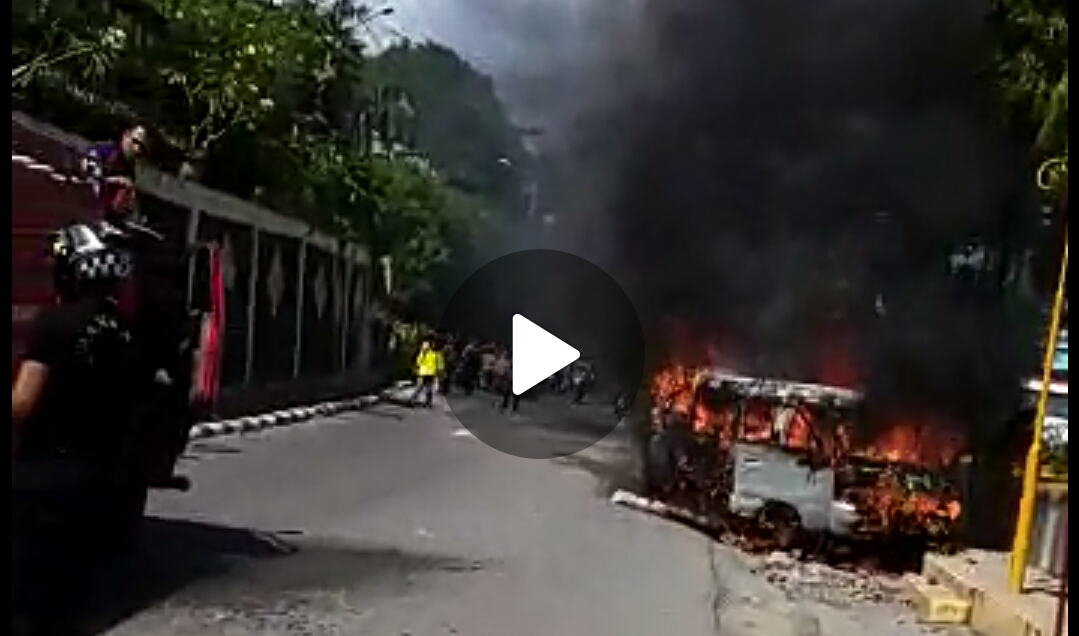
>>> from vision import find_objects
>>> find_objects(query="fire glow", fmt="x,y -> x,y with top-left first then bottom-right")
650,363 -> 963,469
648,359 -> 964,542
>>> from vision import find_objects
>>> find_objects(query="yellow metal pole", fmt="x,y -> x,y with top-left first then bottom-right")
1008,227 -> 1068,592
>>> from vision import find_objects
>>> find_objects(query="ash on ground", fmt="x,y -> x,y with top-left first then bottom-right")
747,550 -> 913,609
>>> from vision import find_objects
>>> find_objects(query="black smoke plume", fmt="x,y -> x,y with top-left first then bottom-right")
540,0 -> 1043,431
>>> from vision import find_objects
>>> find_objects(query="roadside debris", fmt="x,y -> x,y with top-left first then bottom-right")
748,551 -> 909,608
611,488 -> 964,636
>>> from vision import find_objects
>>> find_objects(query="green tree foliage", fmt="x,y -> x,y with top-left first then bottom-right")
12,0 -> 145,89
364,42 -> 531,317
146,0 -> 325,157
10,0 -> 521,307
366,42 -> 528,203
989,0 -> 1068,197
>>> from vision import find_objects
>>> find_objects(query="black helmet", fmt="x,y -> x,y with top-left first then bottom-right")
47,222 -> 133,298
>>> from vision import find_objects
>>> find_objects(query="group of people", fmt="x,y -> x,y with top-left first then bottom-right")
409,335 -> 597,413
12,125 -> 212,635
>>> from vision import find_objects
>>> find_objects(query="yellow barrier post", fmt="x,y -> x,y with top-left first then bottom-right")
1008,228 -> 1068,593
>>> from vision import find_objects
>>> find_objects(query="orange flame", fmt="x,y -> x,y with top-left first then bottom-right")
648,356 -> 964,538
859,419 -> 962,468
650,358 -> 964,469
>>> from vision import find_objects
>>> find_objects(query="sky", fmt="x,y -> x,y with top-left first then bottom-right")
384,0 -> 585,70
376,0 -> 637,126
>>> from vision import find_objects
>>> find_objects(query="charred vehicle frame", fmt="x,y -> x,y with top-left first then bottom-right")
642,367 -> 963,555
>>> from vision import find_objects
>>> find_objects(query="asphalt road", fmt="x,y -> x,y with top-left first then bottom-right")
78,391 -> 959,636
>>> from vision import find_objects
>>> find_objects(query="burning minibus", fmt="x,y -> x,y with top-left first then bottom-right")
643,366 -> 963,551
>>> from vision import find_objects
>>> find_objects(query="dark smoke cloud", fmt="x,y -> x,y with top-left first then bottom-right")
393,0 -> 1042,429
538,0 -> 1042,429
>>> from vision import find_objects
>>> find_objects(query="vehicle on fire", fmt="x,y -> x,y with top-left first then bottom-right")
643,368 -> 963,551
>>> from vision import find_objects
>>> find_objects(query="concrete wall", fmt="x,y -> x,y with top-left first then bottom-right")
12,115 -> 100,365
11,112 -> 378,414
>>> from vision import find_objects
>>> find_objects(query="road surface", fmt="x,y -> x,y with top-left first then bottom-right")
78,392 -> 961,636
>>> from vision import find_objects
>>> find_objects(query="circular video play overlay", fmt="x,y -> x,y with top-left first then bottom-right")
438,249 -> 645,459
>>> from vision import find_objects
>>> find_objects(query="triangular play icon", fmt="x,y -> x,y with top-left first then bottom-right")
512,314 -> 581,395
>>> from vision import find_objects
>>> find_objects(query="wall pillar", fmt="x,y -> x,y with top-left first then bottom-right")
339,256 -> 351,372
244,227 -> 260,385
292,238 -> 307,378
358,267 -> 372,375
184,207 -> 203,301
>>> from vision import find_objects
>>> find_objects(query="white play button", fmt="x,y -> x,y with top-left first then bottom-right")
512,314 -> 581,395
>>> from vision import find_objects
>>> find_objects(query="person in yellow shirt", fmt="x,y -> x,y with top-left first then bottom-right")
411,339 -> 443,407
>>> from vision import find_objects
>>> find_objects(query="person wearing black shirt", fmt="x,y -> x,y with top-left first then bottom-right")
456,341 -> 483,396
12,227 -> 140,636
94,200 -> 209,491
498,356 -> 522,413
439,338 -> 457,395
569,360 -> 596,405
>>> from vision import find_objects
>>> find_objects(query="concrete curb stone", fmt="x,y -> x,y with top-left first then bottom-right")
188,388 -> 394,441
186,378 -> 464,441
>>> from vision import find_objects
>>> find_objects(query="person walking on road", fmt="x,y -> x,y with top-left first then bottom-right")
569,360 -> 596,405
439,337 -> 456,396
501,384 -> 521,413
494,352 -> 520,413
411,339 -> 443,408
480,346 -> 497,391
456,341 -> 482,395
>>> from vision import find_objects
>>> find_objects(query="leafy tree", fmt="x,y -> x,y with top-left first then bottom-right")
11,0 -> 153,89
289,136 -> 479,302
363,41 -> 532,318
989,0 -> 1069,198
140,0 -> 341,174
366,42 -> 528,203
10,0 -> 508,312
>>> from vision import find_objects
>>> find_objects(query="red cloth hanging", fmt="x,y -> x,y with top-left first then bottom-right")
196,244 -> 225,404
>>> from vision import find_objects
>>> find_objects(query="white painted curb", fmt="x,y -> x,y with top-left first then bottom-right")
188,389 -> 396,441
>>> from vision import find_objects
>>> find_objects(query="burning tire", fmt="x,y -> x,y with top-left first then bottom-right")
644,429 -> 682,496
760,502 -> 804,551
644,431 -> 674,493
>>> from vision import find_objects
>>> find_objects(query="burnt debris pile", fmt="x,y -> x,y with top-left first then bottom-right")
749,550 -> 912,607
